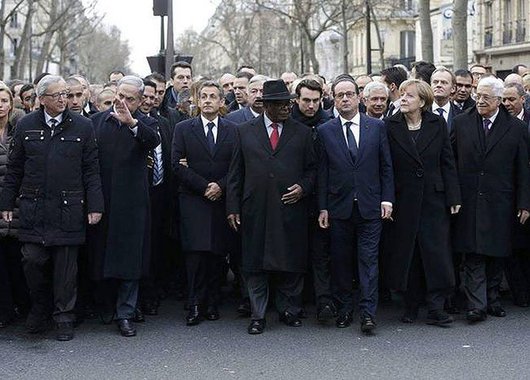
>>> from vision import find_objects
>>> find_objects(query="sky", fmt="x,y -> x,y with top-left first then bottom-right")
93,0 -> 219,76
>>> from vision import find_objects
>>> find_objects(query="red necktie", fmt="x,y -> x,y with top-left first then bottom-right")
270,123 -> 279,150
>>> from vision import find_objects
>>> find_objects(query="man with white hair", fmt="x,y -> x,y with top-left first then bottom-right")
363,81 -> 388,119
452,76 -> 530,323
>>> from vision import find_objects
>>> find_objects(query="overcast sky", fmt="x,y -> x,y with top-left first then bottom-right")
94,0 -> 219,76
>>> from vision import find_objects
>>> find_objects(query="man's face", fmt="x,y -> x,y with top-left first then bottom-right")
247,82 -> 264,113
355,76 -> 372,94
431,71 -> 454,103
96,91 -> 114,112
365,87 -> 388,118
502,87 -> 525,117
66,84 -> 86,114
264,100 -> 291,122
333,81 -> 359,117
454,75 -> 473,102
471,66 -> 487,86
39,81 -> 68,117
140,86 -> 156,114
296,87 -> 321,118
109,72 -> 124,83
219,74 -> 235,94
476,84 -> 500,118
172,67 -> 192,93
152,80 -> 166,108
20,88 -> 34,111
281,72 -> 297,88
116,83 -> 142,113
77,77 -> 91,103
199,86 -> 223,118
233,77 -> 249,105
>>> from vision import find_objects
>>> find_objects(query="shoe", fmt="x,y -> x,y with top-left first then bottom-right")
335,313 -> 353,328
487,305 -> 506,318
133,308 -> 145,323
279,311 -> 302,327
426,310 -> 454,326
248,319 -> 266,334
316,304 -> 336,322
186,305 -> 203,326
400,308 -> 418,324
466,309 -> 487,323
117,319 -> 136,337
56,322 -> 74,341
360,316 -> 376,334
205,306 -> 220,321
237,299 -> 251,317
26,315 -> 48,334
144,304 -> 159,316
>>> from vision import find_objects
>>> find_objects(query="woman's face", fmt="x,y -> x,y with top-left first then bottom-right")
0,90 -> 13,119
399,84 -> 423,115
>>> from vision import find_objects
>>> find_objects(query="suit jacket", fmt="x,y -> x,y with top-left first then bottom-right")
317,113 -> 395,221
452,106 -> 530,257
172,116 -> 237,254
432,102 -> 462,135
226,115 -> 317,273
454,97 -> 476,112
224,106 -> 255,125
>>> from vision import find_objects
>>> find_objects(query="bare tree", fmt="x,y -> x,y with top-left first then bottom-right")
418,0 -> 433,62
0,0 -> 26,78
452,0 -> 468,70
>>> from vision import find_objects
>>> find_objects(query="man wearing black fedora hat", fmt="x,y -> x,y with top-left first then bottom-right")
226,79 -> 317,334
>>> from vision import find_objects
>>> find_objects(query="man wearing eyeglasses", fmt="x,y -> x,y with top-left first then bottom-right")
0,75 -> 104,341
316,75 -> 394,334
452,76 -> 530,323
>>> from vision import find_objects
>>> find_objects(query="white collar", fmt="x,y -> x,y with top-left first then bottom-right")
201,115 -> 219,128
339,112 -> 360,127
44,111 -> 63,125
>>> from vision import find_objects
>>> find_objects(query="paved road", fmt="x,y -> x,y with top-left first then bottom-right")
1,297 -> 529,380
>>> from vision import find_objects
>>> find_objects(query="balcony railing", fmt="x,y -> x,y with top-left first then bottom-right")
516,19 -> 526,42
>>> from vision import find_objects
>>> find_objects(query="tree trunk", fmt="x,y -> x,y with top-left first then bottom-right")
418,0 -> 433,62
452,0 -> 468,70
306,34 -> 319,74
0,0 -> 6,79
370,5 -> 385,72
341,0 -> 349,73
12,0 -> 36,79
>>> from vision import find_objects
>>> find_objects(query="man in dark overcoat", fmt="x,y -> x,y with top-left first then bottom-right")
226,80 -> 317,334
452,76 -> 530,322
172,81 -> 237,325
89,76 -> 160,337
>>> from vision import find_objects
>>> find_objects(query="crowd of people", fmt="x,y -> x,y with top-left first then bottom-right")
1,59 -> 530,342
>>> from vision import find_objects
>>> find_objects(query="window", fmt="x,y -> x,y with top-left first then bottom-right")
400,31 -> 415,59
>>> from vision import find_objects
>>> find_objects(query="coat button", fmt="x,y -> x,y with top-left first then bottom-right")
64,200 -> 68,204
415,168 -> 424,178
479,192 -> 483,196
61,137 -> 64,141
480,171 -> 485,176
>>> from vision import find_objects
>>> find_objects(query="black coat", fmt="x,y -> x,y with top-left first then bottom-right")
226,115 -> 317,273
452,106 -> 530,257
172,116 -> 237,254
385,111 -> 461,291
0,108 -> 104,246
0,123 -> 20,238
88,109 -> 160,280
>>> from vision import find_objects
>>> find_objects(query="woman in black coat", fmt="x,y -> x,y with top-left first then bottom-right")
384,79 -> 461,326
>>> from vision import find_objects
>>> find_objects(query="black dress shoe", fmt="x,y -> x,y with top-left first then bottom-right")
466,309 -> 487,323
186,305 -> 203,326
133,308 -> 145,323
426,310 -> 454,326
279,311 -> 302,327
335,313 -> 353,328
360,316 -> 376,334
317,304 -> 336,322
56,322 -> 74,341
248,319 -> 266,334
117,319 -> 136,337
487,305 -> 507,317
237,299 -> 251,317
205,306 -> 220,321
26,315 -> 49,334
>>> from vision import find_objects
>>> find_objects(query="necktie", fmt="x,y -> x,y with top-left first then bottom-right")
436,108 -> 444,118
152,146 -> 163,186
270,123 -> 279,150
206,122 -> 215,154
483,118 -> 491,137
386,104 -> 395,117
345,121 -> 358,161
49,118 -> 58,136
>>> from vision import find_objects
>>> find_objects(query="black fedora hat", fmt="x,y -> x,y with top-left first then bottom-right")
261,79 -> 297,101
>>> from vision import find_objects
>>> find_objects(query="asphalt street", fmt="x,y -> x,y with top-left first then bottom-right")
1,296 -> 530,380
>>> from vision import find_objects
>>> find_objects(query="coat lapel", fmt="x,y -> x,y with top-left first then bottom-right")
415,113 -> 439,155
213,118 -> 229,157
252,115 -> 273,154
387,113 -> 422,165
357,113 -> 369,164
332,119 -> 354,167
486,110 -> 511,155
273,118 -> 296,155
191,117 -> 211,155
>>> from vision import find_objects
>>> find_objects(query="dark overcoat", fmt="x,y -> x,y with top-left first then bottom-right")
452,106 -> 530,257
88,109 -> 160,280
385,111 -> 461,291
172,116 -> 237,254
226,115 -> 317,273
0,108 -> 103,246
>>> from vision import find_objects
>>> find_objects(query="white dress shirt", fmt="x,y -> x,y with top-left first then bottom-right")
433,101 -> 451,123
340,113 -> 361,148
201,115 -> 219,143
264,113 -> 283,137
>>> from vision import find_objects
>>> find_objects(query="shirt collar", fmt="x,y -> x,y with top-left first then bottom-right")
201,115 -> 219,128
264,113 -> 283,128
339,112 -> 360,127
433,100 -> 451,114
517,109 -> 525,121
484,108 -> 500,124
249,107 -> 260,118
44,110 -> 63,125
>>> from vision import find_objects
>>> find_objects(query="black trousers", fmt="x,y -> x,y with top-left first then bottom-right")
21,243 -> 78,323
185,251 -> 224,306
94,279 -> 139,320
505,250 -> 530,303
462,253 -> 504,311
0,237 -> 29,318
309,222 -> 333,307
244,271 -> 304,320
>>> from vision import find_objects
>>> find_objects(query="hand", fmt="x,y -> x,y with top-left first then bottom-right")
179,158 -> 188,167
227,213 -> 240,231
281,184 -> 303,204
381,203 -> 393,220
204,182 -> 222,201
2,211 -> 12,223
518,209 -> 530,224
318,210 -> 330,229
110,98 -> 136,127
450,205 -> 461,214
88,212 -> 102,225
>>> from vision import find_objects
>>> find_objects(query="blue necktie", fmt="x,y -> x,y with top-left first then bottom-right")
206,122 -> 215,154
437,108 -> 444,118
152,147 -> 163,185
483,119 -> 491,137
345,121 -> 358,162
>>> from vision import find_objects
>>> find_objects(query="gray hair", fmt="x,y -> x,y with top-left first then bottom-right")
117,75 -> 144,96
36,75 -> 65,97
478,76 -> 504,97
363,81 -> 389,98
504,82 -> 526,97
199,80 -> 224,99
249,75 -> 270,86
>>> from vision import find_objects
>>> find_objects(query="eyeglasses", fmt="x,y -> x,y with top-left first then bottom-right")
475,93 -> 498,102
335,91 -> 356,99
43,91 -> 69,100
